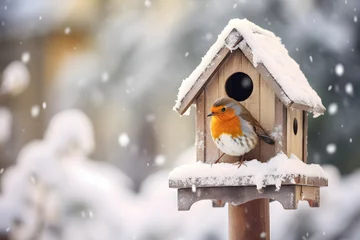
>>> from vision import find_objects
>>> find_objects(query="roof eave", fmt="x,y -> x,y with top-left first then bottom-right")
176,29 -> 243,115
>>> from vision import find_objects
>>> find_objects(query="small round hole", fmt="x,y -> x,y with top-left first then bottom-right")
293,118 -> 298,135
225,72 -> 253,101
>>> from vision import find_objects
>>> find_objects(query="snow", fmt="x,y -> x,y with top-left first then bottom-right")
1,61 -> 30,96
309,55 -> 313,62
118,133 -> 130,147
326,143 -> 337,155
345,82 -> 353,96
328,103 -> 338,115
44,109 -> 95,156
335,63 -> 344,76
174,18 -> 325,116
354,16 -> 358,23
30,105 -> 40,118
144,0 -> 151,7
42,102 -> 47,109
0,107 -> 12,144
154,155 -> 166,166
169,152 -> 328,190
64,27 -> 71,35
21,52 -> 30,63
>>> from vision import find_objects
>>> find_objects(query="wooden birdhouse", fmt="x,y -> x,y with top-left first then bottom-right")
170,19 -> 328,240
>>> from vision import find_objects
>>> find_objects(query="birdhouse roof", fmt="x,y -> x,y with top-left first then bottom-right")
174,18 -> 326,117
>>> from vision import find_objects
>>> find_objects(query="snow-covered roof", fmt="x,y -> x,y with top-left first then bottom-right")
174,18 -> 326,116
169,153 -> 328,191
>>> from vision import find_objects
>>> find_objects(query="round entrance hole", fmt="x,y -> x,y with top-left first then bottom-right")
225,72 -> 253,101
293,118 -> 298,135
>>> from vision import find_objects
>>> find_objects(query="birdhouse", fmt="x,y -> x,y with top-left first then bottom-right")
169,19 -> 328,238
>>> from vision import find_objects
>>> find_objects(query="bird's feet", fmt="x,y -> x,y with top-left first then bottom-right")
233,160 -> 247,168
234,155 -> 247,168
211,153 -> 225,167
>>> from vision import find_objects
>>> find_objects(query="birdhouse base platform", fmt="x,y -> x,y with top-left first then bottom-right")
169,153 -> 328,211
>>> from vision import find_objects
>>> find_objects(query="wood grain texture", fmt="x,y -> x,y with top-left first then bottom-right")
275,98 -> 287,153
259,75 -> 276,161
195,91 -> 205,162
303,111 -> 308,163
169,175 -> 328,188
239,50 -> 260,162
228,50 -> 268,240
176,30 -> 243,115
218,50 -> 242,164
204,72 -> 220,163
229,199 -> 269,240
177,185 -> 322,211
286,108 -> 304,160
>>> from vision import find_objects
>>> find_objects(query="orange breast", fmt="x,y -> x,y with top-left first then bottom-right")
210,116 -> 243,140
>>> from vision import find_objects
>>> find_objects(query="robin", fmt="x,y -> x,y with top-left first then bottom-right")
207,97 -> 275,165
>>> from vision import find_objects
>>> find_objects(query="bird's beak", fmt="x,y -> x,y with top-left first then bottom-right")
207,112 -> 214,117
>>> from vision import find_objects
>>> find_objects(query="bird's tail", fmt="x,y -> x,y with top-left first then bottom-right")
257,133 -> 275,145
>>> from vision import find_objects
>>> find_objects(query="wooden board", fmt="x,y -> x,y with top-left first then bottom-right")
303,111 -> 308,163
286,109 -> 304,160
176,31 -> 243,115
218,50 -> 242,164
239,50 -> 261,161
195,92 -> 205,162
275,99 -> 287,154
169,175 -> 328,188
259,75 -> 276,161
204,72 -> 220,164
176,185 -> 322,211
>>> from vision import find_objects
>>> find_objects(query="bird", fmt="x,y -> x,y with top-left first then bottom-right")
207,97 -> 275,165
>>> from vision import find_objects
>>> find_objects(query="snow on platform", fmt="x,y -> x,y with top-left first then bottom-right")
169,153 -> 328,190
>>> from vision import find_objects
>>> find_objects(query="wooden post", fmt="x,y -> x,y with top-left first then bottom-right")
218,50 -> 273,240
229,199 -> 269,239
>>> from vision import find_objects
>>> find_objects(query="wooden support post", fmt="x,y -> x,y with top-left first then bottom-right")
229,199 -> 269,240
224,50 -> 273,240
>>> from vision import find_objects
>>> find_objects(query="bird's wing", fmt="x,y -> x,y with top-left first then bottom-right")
238,106 -> 275,145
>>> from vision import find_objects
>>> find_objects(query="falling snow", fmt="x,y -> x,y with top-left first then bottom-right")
328,85 -> 332,91
42,102 -> 47,109
326,143 -> 337,155
118,133 -> 130,147
345,83 -> 354,96
350,138 -> 353,143
185,52 -> 189,57
328,103 -> 338,115
335,63 -> 344,76
31,105 -> 40,118
192,184 -> 196,192
144,0 -> 151,7
64,27 -> 71,35
1,61 -> 30,96
154,155 -> 166,166
354,16 -> 358,23
21,52 -> 30,63
309,56 -> 313,62
101,72 -> 109,82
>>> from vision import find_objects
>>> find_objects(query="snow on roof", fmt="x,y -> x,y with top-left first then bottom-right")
169,152 -> 328,190
174,18 -> 325,116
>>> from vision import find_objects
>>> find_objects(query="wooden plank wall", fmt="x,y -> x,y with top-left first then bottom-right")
286,109 -> 304,161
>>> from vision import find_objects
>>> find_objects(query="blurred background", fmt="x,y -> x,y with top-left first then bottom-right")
0,0 -> 358,239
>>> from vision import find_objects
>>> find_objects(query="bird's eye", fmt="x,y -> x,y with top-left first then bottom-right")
221,107 -> 226,112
